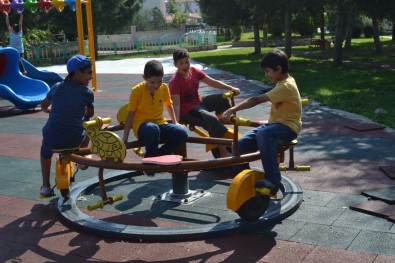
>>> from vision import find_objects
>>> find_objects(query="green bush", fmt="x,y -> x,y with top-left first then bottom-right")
361,16 -> 373,38
292,13 -> 316,36
268,16 -> 283,37
363,25 -> 373,38
231,26 -> 242,41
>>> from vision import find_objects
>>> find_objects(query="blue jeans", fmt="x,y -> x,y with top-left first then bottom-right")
138,122 -> 188,158
234,123 -> 297,185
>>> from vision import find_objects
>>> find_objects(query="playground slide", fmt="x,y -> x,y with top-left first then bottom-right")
0,47 -> 50,110
21,58 -> 64,87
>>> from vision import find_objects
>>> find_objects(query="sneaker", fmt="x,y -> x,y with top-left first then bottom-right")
143,171 -> 155,177
255,180 -> 281,198
77,164 -> 89,170
254,180 -> 279,194
40,186 -> 55,198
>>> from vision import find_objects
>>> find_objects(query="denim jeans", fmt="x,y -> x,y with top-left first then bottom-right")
234,123 -> 297,185
138,122 -> 188,157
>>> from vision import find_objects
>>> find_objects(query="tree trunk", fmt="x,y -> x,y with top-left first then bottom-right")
372,16 -> 383,53
284,3 -> 292,58
320,6 -> 326,51
392,17 -> 395,41
262,25 -> 268,47
253,22 -> 261,55
333,0 -> 345,66
344,1 -> 355,49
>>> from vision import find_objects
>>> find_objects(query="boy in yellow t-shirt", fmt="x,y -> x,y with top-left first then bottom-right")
222,49 -> 302,192
122,60 -> 188,163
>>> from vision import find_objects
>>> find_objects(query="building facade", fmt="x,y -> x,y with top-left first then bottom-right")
142,0 -> 201,23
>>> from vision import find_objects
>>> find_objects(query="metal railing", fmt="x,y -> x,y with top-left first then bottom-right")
25,31 -> 217,65
27,42 -> 79,65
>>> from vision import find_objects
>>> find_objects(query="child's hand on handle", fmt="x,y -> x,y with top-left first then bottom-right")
43,106 -> 51,113
231,87 -> 240,96
221,108 -> 235,123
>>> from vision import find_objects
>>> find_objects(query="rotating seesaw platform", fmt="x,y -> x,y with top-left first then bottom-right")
57,168 -> 303,242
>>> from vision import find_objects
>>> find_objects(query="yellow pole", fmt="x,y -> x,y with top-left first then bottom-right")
85,0 -> 97,91
75,0 -> 84,55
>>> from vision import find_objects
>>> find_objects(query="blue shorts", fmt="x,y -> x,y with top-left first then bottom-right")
40,134 -> 85,159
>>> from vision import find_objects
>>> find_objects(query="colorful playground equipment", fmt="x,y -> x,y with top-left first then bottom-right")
53,111 -> 304,241
54,92 -> 310,219
0,0 -> 98,91
0,0 -> 76,14
51,89 -> 308,240
21,58 -> 64,87
0,47 -> 50,110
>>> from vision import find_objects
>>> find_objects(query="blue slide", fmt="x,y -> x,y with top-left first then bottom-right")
0,47 -> 50,110
21,57 -> 64,87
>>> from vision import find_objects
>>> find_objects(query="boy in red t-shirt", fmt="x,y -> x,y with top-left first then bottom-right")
169,48 -> 240,158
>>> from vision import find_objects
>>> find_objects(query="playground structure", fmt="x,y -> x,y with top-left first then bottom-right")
21,57 -> 63,87
53,91 -> 309,240
0,47 -> 49,110
0,0 -> 98,91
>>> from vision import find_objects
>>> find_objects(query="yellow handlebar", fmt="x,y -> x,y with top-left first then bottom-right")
83,117 -> 112,128
222,91 -> 237,99
133,148 -> 144,157
87,200 -> 104,211
111,194 -> 123,202
87,194 -> 123,211
230,115 -> 252,126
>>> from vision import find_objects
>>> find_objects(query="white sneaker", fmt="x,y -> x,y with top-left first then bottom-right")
40,186 -> 54,197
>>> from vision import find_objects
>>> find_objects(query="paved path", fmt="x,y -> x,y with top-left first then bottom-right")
0,59 -> 395,262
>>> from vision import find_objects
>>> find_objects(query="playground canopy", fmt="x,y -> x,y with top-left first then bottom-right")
0,0 -> 76,13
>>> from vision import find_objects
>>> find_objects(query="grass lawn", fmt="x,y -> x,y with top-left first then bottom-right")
190,38 -> 395,129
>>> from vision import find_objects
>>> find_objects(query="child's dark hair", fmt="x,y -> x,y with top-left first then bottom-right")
172,48 -> 189,63
144,60 -> 164,78
260,49 -> 289,73
65,64 -> 92,81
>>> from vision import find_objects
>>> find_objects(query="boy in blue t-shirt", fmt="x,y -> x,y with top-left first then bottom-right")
39,55 -> 94,197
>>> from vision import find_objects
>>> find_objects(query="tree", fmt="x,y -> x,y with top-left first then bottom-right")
234,0 -> 278,54
133,10 -> 151,31
167,0 -> 177,15
151,7 -> 166,30
91,0 -> 144,34
198,0 -> 249,28
344,0 -> 357,49
358,0 -> 394,53
300,0 -> 327,50
333,0 -> 345,66
284,2 -> 292,57
235,0 -> 265,54
20,0 -> 144,41
171,7 -> 187,29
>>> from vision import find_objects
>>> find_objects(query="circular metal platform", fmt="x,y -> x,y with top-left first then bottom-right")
57,171 -> 303,242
